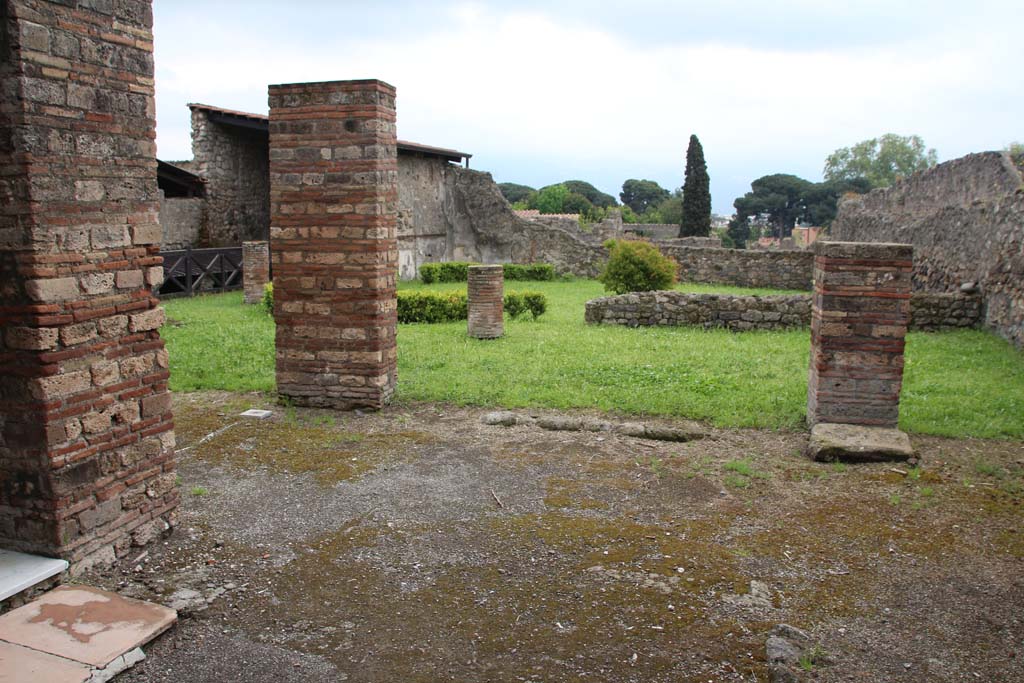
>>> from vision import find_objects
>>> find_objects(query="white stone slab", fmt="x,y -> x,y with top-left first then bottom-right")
239,409 -> 274,419
0,549 -> 68,602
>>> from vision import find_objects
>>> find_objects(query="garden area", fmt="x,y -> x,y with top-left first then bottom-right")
161,278 -> 1024,439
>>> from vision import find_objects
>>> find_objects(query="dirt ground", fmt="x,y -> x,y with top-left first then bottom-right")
83,391 -> 1024,682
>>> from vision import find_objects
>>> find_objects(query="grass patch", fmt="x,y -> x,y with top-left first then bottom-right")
162,282 -> 1024,438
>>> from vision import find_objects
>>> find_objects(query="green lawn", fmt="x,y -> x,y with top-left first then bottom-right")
162,281 -> 1024,438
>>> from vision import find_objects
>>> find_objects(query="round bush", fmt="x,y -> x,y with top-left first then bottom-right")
598,239 -> 677,294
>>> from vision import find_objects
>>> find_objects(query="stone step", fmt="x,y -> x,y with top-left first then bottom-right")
0,549 -> 68,603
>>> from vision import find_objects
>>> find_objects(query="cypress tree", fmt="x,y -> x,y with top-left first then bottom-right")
679,134 -> 712,237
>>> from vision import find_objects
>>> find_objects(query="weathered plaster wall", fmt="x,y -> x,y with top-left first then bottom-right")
397,155 -> 453,280
189,109 -> 269,246
832,152 -> 1024,347
157,193 -> 204,250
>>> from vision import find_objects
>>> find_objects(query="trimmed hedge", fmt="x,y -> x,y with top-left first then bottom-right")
419,262 -> 556,283
397,290 -> 548,323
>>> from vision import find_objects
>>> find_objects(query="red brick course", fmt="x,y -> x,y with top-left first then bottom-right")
242,241 -> 270,304
467,265 -> 504,339
807,241 -> 913,427
269,80 -> 398,410
0,0 -> 177,570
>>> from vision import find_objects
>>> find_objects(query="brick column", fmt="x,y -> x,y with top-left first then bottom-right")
468,265 -> 504,339
807,241 -> 913,427
269,80 -> 398,410
0,0 -> 177,569
242,241 -> 270,304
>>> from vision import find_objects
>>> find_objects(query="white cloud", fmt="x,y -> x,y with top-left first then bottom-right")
153,1 -> 1024,212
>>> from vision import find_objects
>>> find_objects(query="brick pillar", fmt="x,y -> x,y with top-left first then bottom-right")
807,241 -> 913,427
468,265 -> 504,339
0,0 -> 178,569
242,241 -> 270,304
269,80 -> 398,410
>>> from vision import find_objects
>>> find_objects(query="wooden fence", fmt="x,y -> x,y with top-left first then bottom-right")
157,246 -> 243,298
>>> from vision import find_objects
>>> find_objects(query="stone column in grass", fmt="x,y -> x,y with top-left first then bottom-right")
807,241 -> 913,427
468,265 -> 504,339
0,0 -> 178,570
242,241 -> 270,304
268,80 -> 398,409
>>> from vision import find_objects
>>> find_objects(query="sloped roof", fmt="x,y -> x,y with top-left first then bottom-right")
187,103 -> 471,162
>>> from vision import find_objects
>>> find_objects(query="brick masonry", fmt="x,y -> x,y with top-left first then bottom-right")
269,79 -> 398,410
467,265 -> 504,338
807,241 -> 913,428
0,0 -> 178,570
242,240 -> 270,304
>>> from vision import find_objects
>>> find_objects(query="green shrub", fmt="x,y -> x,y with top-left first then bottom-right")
419,262 -> 474,283
504,263 -> 556,281
261,282 -> 274,314
598,239 -> 677,294
397,290 -> 468,323
396,289 -> 548,323
421,261 -> 556,283
523,291 -> 547,319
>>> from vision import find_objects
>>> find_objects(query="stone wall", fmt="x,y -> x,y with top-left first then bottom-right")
189,108 -> 270,246
397,154 -> 453,280
0,0 -> 178,569
242,241 -> 269,305
158,193 -> 204,250
585,291 -> 981,332
269,79 -> 398,410
585,291 -> 811,331
832,151 -> 1024,348
658,245 -> 813,291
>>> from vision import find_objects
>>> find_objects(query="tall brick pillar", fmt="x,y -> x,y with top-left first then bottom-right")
807,241 -> 913,427
467,265 -> 504,339
242,241 -> 270,304
269,80 -> 398,410
0,0 -> 178,569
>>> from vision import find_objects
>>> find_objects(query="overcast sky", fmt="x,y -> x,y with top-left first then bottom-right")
153,0 -> 1023,214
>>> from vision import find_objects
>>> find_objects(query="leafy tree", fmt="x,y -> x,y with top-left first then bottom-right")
529,184 -> 571,214
680,134 -> 711,237
657,196 -> 683,225
620,179 -> 670,215
824,134 -> 937,188
732,174 -> 812,239
498,182 -> 535,204
801,177 -> 872,226
563,180 -> 618,208
562,192 -> 595,215
1006,142 -> 1024,157
726,214 -> 751,249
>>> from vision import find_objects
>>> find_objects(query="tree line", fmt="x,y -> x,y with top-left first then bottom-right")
499,133 -> 943,248
499,135 -> 713,237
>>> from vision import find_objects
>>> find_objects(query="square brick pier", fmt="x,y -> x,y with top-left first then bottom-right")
268,80 -> 399,409
0,0 -> 178,569
807,241 -> 913,427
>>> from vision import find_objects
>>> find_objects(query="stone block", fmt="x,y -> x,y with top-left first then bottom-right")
807,423 -> 914,463
26,277 -> 79,303
128,307 -> 164,332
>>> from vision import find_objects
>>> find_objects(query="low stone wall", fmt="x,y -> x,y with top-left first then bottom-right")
657,245 -> 814,291
909,292 -> 984,330
585,291 -> 812,331
585,290 -> 983,332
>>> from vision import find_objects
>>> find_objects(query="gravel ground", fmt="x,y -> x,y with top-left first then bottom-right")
83,391 -> 1024,682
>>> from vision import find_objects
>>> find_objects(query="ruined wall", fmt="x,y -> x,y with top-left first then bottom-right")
832,152 -> 1024,347
659,245 -> 813,291
190,109 -> 269,246
157,193 -> 204,250
585,292 -> 811,331
0,0 -> 177,569
585,291 -> 980,332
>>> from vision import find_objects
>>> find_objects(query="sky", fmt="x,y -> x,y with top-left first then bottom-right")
152,0 -> 1023,215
